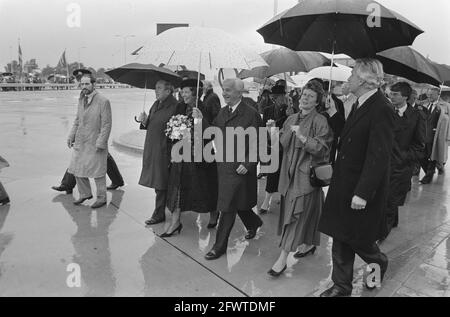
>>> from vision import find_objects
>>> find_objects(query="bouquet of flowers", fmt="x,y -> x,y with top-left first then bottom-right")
165,114 -> 193,141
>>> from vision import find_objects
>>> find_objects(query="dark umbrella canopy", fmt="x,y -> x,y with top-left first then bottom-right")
376,46 -> 441,86
105,63 -> 182,89
175,70 -> 205,80
429,61 -> 450,86
257,0 -> 423,58
239,48 -> 331,79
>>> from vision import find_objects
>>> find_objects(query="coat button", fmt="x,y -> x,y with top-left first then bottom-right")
348,138 -> 352,143
341,155 -> 345,160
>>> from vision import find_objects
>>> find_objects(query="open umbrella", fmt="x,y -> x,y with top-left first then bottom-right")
175,69 -> 205,80
307,65 -> 352,82
376,46 -> 441,86
429,61 -> 450,86
138,26 -> 268,106
257,0 -> 423,59
105,63 -> 182,89
238,48 -> 331,79
257,0 -> 423,93
106,63 -> 182,121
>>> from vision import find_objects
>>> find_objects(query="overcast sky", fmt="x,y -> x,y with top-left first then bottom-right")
1,0 -> 449,70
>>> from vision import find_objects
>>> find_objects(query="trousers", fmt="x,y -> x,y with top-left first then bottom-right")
75,176 -> 107,202
62,153 -> 124,189
212,209 -> 262,252
331,238 -> 388,293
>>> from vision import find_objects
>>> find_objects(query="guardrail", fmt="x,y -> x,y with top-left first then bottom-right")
0,83 -> 131,90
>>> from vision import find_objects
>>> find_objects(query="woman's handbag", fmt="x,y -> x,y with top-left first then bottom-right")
310,164 -> 333,187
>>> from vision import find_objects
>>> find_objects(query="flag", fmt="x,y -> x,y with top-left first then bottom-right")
131,46 -> 143,56
57,51 -> 68,68
18,44 -> 23,73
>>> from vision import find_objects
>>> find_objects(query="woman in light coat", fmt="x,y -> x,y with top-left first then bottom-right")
268,81 -> 332,276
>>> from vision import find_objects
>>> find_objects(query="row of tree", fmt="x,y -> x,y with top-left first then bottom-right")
40,62 -> 109,79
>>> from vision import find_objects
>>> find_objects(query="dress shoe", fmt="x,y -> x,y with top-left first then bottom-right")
293,246 -> 316,259
419,176 -> 432,184
245,221 -> 263,240
438,168 -> 445,175
365,262 -> 388,290
107,183 -> 123,190
207,222 -> 217,229
91,200 -> 107,209
259,208 -> 268,215
0,197 -> 10,205
320,286 -> 351,297
73,196 -> 93,205
51,185 -> 73,194
160,223 -> 183,238
145,216 -> 165,226
267,265 -> 287,277
205,249 -> 225,260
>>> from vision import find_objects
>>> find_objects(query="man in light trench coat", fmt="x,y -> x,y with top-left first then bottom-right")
68,74 -> 112,209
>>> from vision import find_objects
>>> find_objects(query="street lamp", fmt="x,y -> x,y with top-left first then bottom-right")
115,34 -> 135,64
77,46 -> 87,69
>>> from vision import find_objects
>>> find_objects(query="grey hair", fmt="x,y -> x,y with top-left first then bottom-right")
156,80 -> 174,93
353,58 -> 384,90
223,78 -> 245,94
204,81 -> 213,90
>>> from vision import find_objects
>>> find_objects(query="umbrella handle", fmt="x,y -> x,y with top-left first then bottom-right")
134,116 -> 141,123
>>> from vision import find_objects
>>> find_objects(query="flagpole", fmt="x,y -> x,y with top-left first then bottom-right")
66,50 -> 70,85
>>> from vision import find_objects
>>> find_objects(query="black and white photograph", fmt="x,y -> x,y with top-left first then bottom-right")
1,0 -> 450,300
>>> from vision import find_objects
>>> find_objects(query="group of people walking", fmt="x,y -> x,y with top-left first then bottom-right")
48,57 -> 450,297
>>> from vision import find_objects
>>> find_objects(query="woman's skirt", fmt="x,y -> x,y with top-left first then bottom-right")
278,188 -> 324,252
166,161 -> 218,214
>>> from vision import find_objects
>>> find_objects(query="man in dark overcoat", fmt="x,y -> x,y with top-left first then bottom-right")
319,59 -> 395,297
194,78 -> 263,260
137,80 -> 179,225
382,82 -> 425,239
419,87 -> 443,184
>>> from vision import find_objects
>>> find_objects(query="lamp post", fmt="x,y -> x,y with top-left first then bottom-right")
77,46 -> 87,69
115,34 -> 135,64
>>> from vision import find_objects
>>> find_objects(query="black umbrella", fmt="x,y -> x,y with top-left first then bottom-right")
2,72 -> 13,76
175,69 -> 205,81
105,63 -> 182,89
257,0 -> 423,59
429,61 -> 450,86
376,46 -> 441,86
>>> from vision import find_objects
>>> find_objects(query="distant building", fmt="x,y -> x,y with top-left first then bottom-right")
23,59 -> 39,74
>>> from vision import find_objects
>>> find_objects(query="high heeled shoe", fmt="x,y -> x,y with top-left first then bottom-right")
293,246 -> 316,259
159,223 -> 183,238
267,264 -> 287,277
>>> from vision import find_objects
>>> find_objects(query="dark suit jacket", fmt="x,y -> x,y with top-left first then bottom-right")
212,101 -> 263,213
422,102 -> 441,144
202,90 -> 221,124
319,91 -> 395,246
386,105 -> 426,210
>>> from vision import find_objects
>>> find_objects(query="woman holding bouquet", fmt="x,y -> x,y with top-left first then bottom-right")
161,79 -> 219,237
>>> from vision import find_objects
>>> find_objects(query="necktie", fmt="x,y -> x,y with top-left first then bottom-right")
429,103 -> 435,113
228,105 -> 233,114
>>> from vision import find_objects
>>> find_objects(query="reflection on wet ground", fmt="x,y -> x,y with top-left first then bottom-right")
0,89 -> 449,296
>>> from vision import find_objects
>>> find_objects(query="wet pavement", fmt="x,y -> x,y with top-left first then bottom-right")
1,89 -> 449,297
